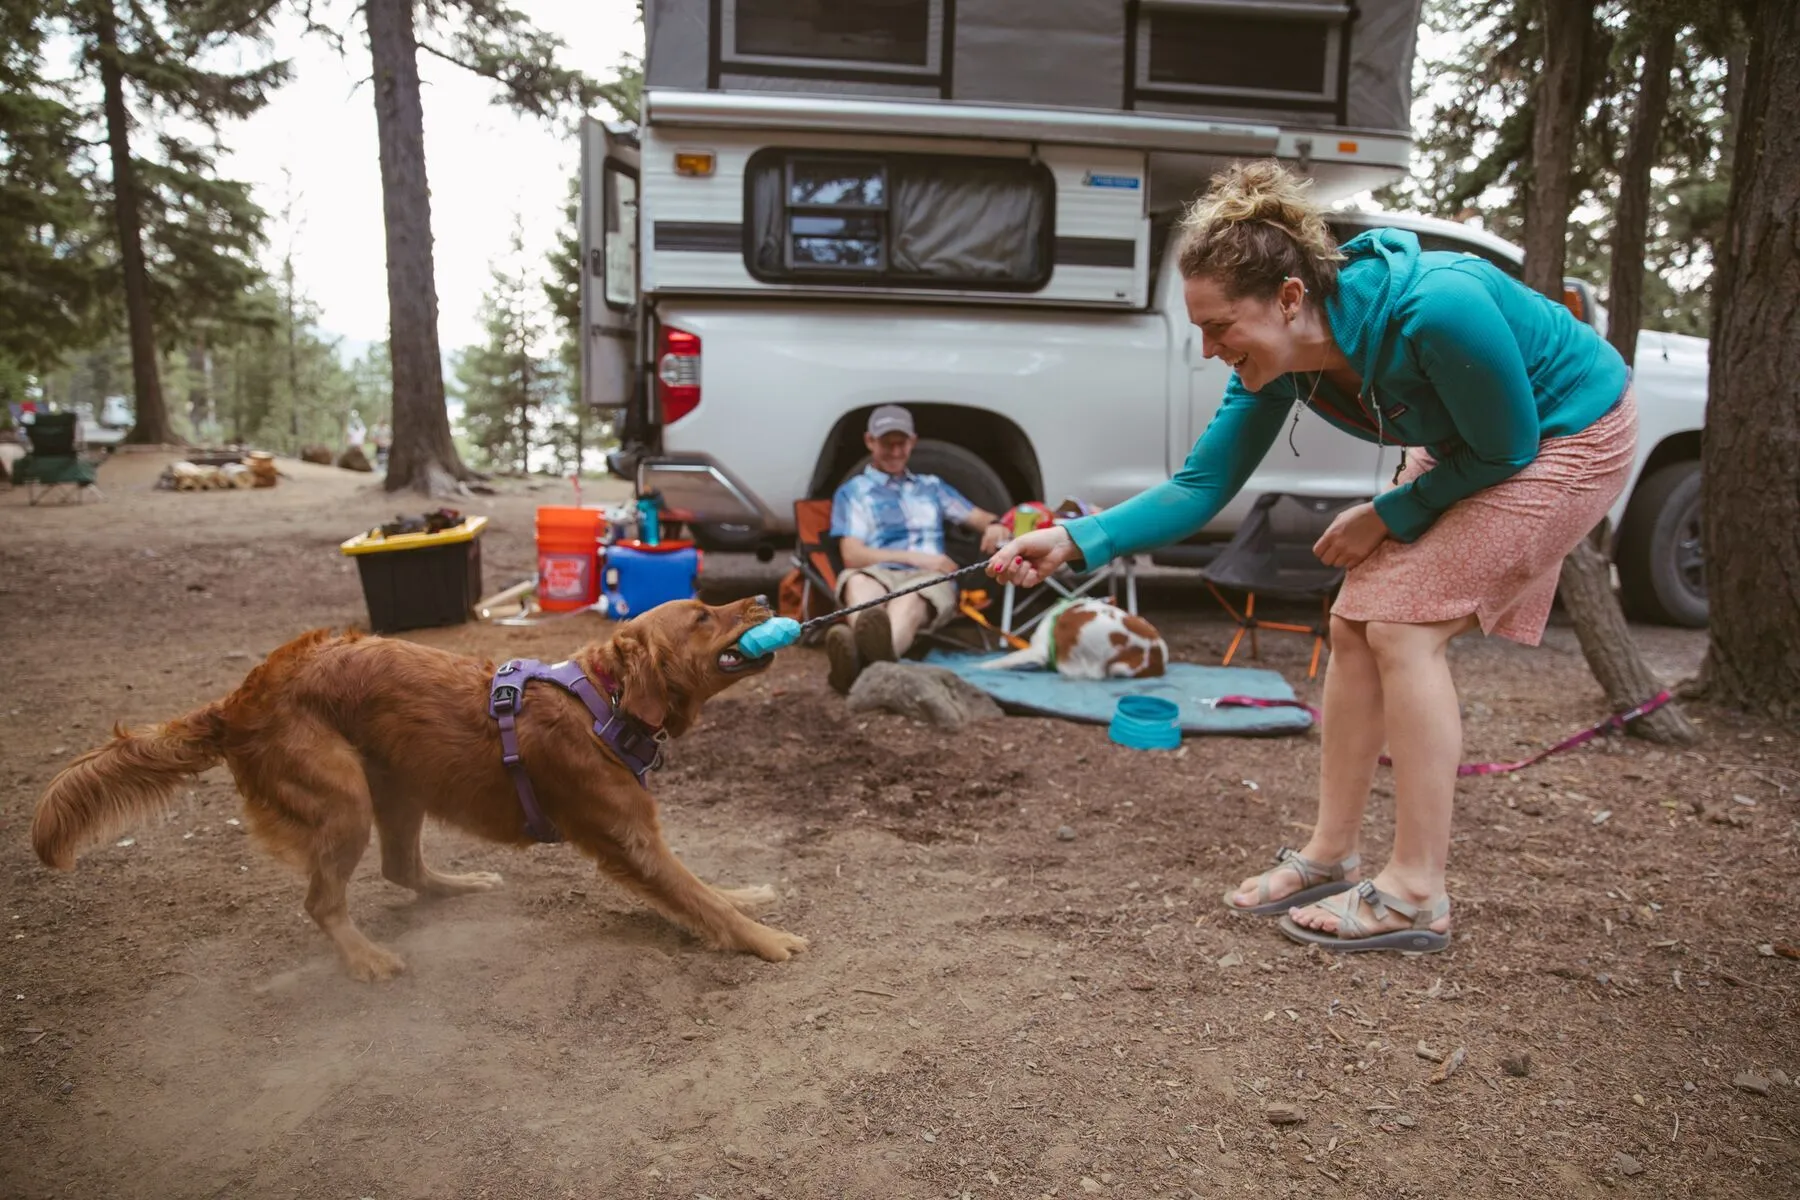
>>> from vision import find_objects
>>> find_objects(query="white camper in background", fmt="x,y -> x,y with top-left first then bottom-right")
584,0 -> 1708,627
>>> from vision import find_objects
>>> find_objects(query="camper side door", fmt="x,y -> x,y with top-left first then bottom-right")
580,118 -> 641,415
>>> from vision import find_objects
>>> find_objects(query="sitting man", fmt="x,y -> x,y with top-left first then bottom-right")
826,405 -> 1007,693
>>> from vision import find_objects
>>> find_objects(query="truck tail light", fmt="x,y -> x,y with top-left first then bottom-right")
656,326 -> 701,425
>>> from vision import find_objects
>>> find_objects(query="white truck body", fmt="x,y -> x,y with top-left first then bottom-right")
585,3 -> 1707,624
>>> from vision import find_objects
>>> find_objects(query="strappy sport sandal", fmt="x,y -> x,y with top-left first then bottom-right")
1222,847 -> 1360,916
1277,880 -> 1452,953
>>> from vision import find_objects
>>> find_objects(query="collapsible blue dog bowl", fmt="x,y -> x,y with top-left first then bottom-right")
1108,695 -> 1182,751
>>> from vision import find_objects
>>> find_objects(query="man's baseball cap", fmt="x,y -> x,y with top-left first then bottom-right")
866,405 -> 915,438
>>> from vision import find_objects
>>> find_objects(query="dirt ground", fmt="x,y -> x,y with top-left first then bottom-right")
2,450 -> 1796,1200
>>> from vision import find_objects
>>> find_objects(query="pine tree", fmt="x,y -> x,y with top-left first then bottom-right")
1511,0 -> 1698,742
453,221 -> 561,475
1383,0 -> 1735,337
545,52 -> 641,473
47,0 -> 289,445
0,7 -> 105,386
1696,0 -> 1800,717
336,0 -> 608,495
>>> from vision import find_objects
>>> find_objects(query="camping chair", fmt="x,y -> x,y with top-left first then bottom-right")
12,412 -> 102,505
789,498 -> 1015,654
997,553 -> 1140,640
1197,493 -> 1364,679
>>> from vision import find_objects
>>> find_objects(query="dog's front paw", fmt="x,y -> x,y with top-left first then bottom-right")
747,928 -> 809,962
344,945 -> 407,982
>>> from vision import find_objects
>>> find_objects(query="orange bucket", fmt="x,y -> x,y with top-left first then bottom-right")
535,506 -> 606,611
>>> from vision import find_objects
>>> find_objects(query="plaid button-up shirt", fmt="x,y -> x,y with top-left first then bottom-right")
830,466 -> 975,566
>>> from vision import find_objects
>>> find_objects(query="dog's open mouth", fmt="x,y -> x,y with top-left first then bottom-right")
716,644 -> 771,675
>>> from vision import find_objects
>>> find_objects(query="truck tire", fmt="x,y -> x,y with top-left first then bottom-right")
842,438 -> 1013,516
1615,460 -> 1707,628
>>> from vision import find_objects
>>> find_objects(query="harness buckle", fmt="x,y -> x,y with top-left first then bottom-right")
491,684 -> 521,716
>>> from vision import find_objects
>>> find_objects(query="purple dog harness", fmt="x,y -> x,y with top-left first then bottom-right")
487,658 -> 666,843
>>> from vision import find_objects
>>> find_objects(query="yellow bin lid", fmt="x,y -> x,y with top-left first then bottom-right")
340,514 -> 488,556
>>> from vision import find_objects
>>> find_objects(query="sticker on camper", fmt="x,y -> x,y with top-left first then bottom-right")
1083,172 -> 1141,190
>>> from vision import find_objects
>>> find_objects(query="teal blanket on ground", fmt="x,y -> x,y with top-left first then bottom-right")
918,651 -> 1313,737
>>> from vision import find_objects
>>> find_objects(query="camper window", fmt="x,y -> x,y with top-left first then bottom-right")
1133,1 -> 1348,113
746,150 -> 1053,290
724,0 -> 940,75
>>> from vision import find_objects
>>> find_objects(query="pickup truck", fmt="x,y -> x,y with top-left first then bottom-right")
616,208 -> 1707,627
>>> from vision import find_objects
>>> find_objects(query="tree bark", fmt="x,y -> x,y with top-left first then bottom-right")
1523,0 -> 1696,743
1558,526 -> 1696,741
1606,19 -> 1676,369
1520,0 -> 1590,297
366,0 -> 472,494
94,1 -> 175,446
1697,0 -> 1800,719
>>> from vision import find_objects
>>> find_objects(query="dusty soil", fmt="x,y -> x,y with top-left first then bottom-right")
2,450 -> 1796,1200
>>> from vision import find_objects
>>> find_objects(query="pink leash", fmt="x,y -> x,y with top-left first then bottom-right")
1213,690 -> 1673,777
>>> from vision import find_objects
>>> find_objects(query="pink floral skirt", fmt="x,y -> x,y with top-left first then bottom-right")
1333,388 -> 1638,645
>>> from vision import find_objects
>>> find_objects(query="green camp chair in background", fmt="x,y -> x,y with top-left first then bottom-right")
13,412 -> 103,505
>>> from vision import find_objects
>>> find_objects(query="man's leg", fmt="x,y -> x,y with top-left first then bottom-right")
827,572 -> 891,694
883,594 -> 931,657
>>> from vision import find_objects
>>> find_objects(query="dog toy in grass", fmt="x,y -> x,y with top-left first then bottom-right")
735,617 -> 802,659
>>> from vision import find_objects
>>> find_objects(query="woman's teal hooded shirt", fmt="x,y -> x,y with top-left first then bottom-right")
1062,228 -> 1630,566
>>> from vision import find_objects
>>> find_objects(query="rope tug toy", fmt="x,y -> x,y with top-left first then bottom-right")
732,561 -> 997,660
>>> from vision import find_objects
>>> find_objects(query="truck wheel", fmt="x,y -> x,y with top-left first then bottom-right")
1616,460 -> 1707,628
843,439 -> 1013,516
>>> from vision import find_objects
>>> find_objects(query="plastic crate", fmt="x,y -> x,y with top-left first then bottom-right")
340,516 -> 487,633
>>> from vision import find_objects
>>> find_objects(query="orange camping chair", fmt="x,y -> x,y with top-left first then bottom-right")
788,498 -> 1019,653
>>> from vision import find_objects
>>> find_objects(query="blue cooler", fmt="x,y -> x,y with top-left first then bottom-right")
602,540 -> 701,619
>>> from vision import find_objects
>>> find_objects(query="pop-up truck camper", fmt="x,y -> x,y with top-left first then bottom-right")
583,0 -> 1711,627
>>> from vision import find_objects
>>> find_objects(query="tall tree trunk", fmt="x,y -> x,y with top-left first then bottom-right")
366,0 -> 472,494
94,1 -> 174,446
1607,19 -> 1676,369
1520,0 -> 1589,296
1524,0 -> 1696,743
1710,21 -> 1751,306
1697,0 -> 1800,719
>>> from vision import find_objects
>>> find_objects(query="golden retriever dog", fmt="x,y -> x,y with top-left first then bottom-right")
30,597 -> 807,981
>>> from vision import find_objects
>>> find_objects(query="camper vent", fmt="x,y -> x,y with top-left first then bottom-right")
720,0 -> 945,83
1132,0 -> 1351,116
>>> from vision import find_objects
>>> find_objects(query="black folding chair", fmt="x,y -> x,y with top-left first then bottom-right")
1198,493 -> 1365,678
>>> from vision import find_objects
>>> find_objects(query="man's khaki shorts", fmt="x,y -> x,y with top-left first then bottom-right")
836,565 -> 958,631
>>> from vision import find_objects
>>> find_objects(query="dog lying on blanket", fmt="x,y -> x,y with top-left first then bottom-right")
30,597 -> 807,981
980,598 -> 1168,680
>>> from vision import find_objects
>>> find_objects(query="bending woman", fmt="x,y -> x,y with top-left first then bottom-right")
988,162 -> 1635,954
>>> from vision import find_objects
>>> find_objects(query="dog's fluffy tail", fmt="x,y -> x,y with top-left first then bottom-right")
31,704 -> 227,870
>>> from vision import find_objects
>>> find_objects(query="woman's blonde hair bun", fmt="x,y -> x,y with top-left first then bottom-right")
1176,160 -> 1344,301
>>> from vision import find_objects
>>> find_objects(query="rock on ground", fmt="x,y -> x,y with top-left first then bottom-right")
847,662 -> 1003,730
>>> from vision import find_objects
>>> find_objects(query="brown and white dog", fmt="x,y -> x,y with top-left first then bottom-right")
981,598 -> 1167,680
30,598 -> 807,981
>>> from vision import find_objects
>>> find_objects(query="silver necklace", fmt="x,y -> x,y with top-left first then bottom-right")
1286,370 -> 1323,456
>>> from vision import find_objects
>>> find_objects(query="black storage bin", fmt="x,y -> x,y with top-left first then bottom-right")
340,516 -> 486,633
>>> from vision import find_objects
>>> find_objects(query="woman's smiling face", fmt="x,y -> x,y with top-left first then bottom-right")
1184,274 -> 1307,393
